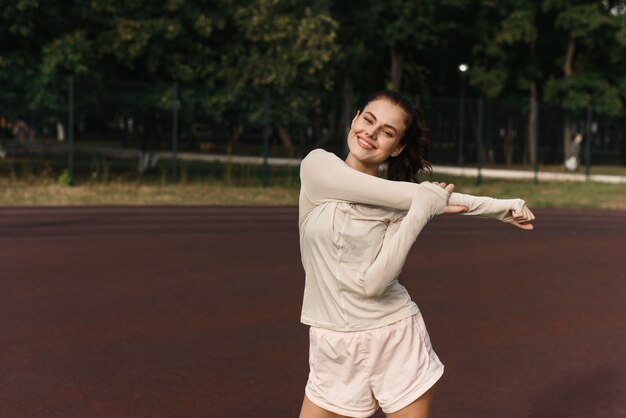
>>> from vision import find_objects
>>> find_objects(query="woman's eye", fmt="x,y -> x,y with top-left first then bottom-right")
384,131 -> 393,137
364,118 -> 373,124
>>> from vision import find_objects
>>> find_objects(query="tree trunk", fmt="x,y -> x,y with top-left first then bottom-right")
563,36 -> 575,77
524,38 -> 539,166
562,36 -> 575,160
273,123 -> 295,157
563,114 -> 572,160
390,49 -> 403,91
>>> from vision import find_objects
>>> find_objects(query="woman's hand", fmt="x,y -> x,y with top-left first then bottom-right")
432,182 -> 536,229
431,182 -> 469,214
509,204 -> 536,230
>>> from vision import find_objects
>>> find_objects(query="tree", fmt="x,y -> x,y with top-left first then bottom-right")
542,0 -> 626,158
0,0 -> 75,121
210,0 -> 339,156
469,0 -> 541,165
331,0 -> 471,95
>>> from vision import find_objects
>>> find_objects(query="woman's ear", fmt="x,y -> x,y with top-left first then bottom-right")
351,110 -> 360,128
390,143 -> 406,157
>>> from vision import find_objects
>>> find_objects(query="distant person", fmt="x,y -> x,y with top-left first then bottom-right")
56,122 -> 65,142
298,90 -> 535,418
565,132 -> 583,172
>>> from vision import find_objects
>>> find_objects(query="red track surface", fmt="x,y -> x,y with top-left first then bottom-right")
1,206 -> 625,418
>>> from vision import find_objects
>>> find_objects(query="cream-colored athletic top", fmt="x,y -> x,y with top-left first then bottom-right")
299,149 -> 524,331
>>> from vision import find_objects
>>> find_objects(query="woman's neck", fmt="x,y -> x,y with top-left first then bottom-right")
345,154 -> 378,176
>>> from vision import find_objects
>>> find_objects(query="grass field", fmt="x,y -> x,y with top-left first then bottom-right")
432,175 -> 626,210
0,179 -> 300,206
1,175 -> 624,210
1,152 -> 624,209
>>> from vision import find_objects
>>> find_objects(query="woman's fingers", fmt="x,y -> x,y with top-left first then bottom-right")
512,205 -> 536,224
431,182 -> 453,192
510,205 -> 535,230
432,182 -> 464,214
445,205 -> 468,214
511,221 -> 534,230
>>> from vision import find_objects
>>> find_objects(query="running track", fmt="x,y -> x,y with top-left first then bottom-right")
1,206 -> 625,418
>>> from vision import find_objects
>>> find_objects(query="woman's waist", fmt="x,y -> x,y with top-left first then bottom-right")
301,303 -> 419,332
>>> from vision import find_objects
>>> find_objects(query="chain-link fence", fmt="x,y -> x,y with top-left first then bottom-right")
1,78 -> 625,185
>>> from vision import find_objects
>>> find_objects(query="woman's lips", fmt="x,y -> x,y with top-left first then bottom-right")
356,135 -> 375,150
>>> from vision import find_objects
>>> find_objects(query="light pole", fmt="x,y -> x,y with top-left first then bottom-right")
458,64 -> 468,165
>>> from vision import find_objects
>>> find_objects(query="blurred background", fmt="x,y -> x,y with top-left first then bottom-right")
1,0 -> 625,186
3,4 -> 626,418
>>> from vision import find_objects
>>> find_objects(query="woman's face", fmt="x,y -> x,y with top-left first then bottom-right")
345,99 -> 408,175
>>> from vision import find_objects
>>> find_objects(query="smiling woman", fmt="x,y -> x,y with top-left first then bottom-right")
346,91 -> 430,182
297,91 -> 536,418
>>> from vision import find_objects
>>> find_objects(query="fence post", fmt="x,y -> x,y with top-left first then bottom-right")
171,82 -> 179,183
458,88 -> 466,165
585,105 -> 592,180
533,100 -> 539,184
262,89 -> 270,187
476,98 -> 483,185
67,75 -> 75,186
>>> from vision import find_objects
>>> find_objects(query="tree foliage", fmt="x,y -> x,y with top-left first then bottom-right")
542,0 -> 626,116
1,0 -> 625,123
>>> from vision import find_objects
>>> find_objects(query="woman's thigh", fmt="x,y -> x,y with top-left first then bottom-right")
299,395 -> 350,418
385,387 -> 434,418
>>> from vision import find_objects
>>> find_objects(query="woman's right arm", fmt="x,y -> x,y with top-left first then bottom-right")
300,149 -> 422,214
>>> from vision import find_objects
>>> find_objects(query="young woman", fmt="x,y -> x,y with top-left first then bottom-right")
298,91 -> 535,418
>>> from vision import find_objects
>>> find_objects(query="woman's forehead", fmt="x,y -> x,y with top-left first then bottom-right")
363,99 -> 407,127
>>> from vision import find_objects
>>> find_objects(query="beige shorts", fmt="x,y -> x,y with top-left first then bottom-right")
305,314 -> 444,417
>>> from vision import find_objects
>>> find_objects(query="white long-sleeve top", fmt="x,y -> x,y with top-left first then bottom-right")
299,149 -> 525,331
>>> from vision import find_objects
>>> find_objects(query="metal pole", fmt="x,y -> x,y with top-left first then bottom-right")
458,75 -> 466,165
585,105 -> 592,180
476,98 -> 483,185
262,89 -> 270,187
533,99 -> 540,184
171,82 -> 179,183
68,75 -> 74,186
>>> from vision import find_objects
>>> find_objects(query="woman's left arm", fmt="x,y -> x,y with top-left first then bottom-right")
448,192 -> 536,230
359,185 -> 449,298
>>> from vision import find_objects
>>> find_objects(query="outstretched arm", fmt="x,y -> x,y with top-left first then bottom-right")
300,149 -> 533,228
299,149 -> 466,217
449,192 -> 535,230
300,149 -> 419,213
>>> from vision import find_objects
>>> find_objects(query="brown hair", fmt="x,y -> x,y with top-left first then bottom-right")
364,91 -> 431,182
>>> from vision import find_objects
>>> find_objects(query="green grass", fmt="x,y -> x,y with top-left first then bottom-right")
1,175 -> 624,210
428,175 -> 626,211
0,155 -> 624,209
0,179 -> 300,206
473,163 -> 626,176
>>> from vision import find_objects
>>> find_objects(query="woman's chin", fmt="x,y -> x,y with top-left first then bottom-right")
349,152 -> 385,168
348,143 -> 372,158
